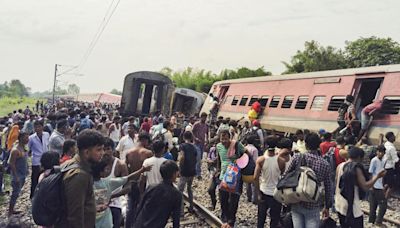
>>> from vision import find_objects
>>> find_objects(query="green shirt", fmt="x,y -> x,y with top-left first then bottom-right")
217,141 -> 245,180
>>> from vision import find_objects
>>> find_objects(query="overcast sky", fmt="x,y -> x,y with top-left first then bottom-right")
1,0 -> 399,93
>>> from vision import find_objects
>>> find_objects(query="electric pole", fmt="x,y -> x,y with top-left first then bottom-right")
52,64 -> 81,104
52,64 -> 58,104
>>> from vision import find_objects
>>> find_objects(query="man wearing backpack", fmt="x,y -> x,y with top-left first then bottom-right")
55,129 -> 105,228
284,133 -> 332,228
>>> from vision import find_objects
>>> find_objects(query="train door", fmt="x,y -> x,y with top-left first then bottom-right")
217,85 -> 229,102
353,78 -> 383,119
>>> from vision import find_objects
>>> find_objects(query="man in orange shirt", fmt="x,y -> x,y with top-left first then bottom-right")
7,122 -> 23,151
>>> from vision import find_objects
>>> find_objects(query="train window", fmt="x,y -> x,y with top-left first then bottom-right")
310,96 -> 326,111
295,96 -> 309,109
328,96 -> 346,111
231,96 -> 240,106
259,96 -> 269,107
269,96 -> 281,108
281,96 -> 294,109
248,96 -> 259,106
239,96 -> 249,106
382,96 -> 400,115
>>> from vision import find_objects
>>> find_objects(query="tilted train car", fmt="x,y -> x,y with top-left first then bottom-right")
201,64 -> 400,146
120,71 -> 206,116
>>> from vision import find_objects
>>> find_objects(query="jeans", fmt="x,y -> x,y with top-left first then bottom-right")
338,213 -> 363,228
246,183 -> 256,202
125,183 -> 140,228
291,204 -> 320,228
10,176 -> 25,209
178,176 -> 194,215
30,165 -> 41,199
257,192 -> 282,228
219,189 -> 240,226
195,144 -> 204,177
369,188 -> 387,224
208,175 -> 219,208
110,206 -> 122,228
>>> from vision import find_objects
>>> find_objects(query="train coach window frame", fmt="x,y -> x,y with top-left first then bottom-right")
231,96 -> 240,106
328,96 -> 346,111
281,96 -> 294,109
239,96 -> 249,106
269,96 -> 281,108
259,96 -> 269,107
248,96 -> 259,106
310,96 -> 326,111
295,96 -> 309,109
382,96 -> 400,115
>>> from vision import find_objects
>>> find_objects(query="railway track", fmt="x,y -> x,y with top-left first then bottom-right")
168,184 -> 222,228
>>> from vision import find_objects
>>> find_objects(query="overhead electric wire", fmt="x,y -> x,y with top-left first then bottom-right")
77,0 -> 121,72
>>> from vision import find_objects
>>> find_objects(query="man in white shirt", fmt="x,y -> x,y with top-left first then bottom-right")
142,140 -> 167,188
116,124 -> 138,161
121,116 -> 135,137
383,132 -> 399,199
28,121 -> 50,198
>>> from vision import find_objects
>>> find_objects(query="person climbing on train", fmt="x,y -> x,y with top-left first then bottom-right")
358,99 -> 389,141
334,95 -> 356,136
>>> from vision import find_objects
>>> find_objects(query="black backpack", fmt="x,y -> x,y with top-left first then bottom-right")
32,164 -> 79,226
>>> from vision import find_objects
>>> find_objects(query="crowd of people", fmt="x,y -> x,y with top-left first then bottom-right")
0,98 -> 399,228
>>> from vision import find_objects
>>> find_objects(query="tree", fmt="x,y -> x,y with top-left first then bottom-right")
344,36 -> 400,68
67,83 -> 80,95
0,79 -> 30,97
110,88 -> 122,95
282,40 -> 348,74
161,66 -> 271,93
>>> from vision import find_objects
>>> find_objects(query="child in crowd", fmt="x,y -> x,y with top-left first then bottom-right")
92,159 -> 151,228
368,145 -> 388,226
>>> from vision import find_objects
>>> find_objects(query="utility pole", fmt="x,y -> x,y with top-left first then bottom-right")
52,64 -> 81,104
52,64 -> 58,104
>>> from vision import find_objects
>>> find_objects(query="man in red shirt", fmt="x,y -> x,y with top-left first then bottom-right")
319,132 -> 336,156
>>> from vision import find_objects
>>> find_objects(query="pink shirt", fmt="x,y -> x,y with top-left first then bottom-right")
362,101 -> 383,115
245,144 -> 259,162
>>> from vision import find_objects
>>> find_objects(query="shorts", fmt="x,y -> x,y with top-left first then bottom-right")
360,112 -> 371,130
383,168 -> 396,188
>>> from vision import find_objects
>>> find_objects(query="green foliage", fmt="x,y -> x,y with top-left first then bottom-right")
345,36 -> 400,68
283,37 -> 400,74
0,80 -> 30,98
0,97 -> 40,116
67,83 -> 80,95
161,66 -> 271,93
110,88 -> 122,95
282,41 -> 348,74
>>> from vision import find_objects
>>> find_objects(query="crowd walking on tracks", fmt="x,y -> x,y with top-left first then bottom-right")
0,98 -> 399,228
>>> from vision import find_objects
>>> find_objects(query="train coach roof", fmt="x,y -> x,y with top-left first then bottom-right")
124,71 -> 173,84
213,64 -> 400,85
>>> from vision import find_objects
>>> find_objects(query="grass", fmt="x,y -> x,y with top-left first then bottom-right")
0,97 -> 41,117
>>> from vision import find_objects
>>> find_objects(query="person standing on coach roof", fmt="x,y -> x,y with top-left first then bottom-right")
192,112 -> 209,179
55,129 -> 105,228
28,121 -> 50,199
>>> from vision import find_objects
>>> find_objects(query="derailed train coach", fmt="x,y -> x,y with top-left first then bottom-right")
120,71 -> 206,117
201,64 -> 400,147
